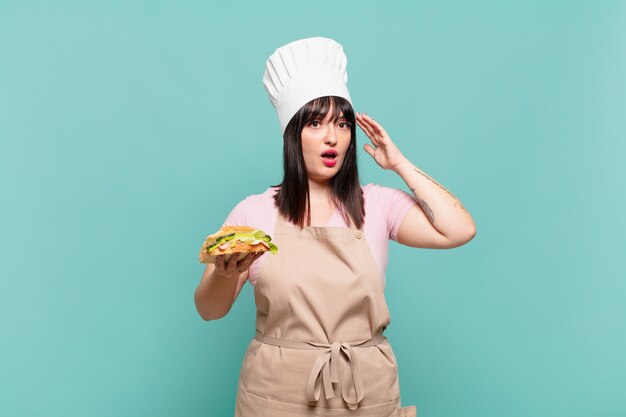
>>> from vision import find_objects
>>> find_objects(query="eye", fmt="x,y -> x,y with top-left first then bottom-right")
338,121 -> 351,129
309,120 -> 321,128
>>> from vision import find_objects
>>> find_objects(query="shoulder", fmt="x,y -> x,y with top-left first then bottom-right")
231,187 -> 277,207
362,182 -> 411,204
361,182 -> 415,239
224,187 -> 278,226
242,187 -> 278,210
225,187 -> 278,226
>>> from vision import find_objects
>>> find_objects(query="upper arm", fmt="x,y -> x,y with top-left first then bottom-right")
369,183 -> 474,249
396,204 -> 458,249
365,184 -> 444,248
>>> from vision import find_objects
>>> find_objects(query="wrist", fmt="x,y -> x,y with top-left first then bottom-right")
212,269 -> 238,281
391,157 -> 411,174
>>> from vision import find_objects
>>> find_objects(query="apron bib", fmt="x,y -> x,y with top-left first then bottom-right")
234,214 -> 416,417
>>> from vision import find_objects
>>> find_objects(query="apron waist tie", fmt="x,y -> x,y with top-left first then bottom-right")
254,332 -> 386,407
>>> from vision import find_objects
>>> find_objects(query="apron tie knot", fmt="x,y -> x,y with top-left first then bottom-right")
255,333 -> 385,407
304,341 -> 364,406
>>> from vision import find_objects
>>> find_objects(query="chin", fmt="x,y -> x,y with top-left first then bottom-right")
310,171 -> 337,182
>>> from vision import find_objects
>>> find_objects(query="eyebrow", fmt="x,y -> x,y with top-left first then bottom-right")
313,111 -> 346,122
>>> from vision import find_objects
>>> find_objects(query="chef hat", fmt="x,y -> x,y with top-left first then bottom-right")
262,37 -> 352,134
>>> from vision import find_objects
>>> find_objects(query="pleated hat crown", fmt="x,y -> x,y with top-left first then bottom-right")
263,37 -> 352,134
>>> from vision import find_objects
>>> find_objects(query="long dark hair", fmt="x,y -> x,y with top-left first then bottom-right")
273,96 -> 364,229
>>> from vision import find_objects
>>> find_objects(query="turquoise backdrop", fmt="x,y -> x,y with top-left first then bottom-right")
1,1 -> 625,416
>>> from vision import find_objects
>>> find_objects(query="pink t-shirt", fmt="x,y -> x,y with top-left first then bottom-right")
222,183 -> 415,287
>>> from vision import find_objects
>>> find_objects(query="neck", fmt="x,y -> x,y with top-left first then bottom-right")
306,179 -> 335,226
308,179 -> 332,203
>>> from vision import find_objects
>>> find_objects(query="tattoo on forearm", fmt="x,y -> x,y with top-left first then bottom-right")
412,168 -> 468,213
410,187 -> 435,223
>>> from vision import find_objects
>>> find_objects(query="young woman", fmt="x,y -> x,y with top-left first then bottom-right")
195,38 -> 476,417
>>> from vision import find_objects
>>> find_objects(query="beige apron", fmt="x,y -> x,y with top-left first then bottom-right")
234,214 -> 417,416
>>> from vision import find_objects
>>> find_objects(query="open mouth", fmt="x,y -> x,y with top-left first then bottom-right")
321,150 -> 338,167
321,150 -> 338,159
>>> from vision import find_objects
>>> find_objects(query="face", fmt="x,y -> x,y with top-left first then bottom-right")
300,105 -> 352,184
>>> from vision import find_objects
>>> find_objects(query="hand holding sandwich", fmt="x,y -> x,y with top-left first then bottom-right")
195,226 -> 278,320
213,252 -> 264,281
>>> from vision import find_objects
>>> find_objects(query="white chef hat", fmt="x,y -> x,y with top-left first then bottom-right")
262,37 -> 353,134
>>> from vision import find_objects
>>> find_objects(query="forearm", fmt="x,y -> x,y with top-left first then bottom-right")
194,270 -> 239,321
393,158 -> 476,239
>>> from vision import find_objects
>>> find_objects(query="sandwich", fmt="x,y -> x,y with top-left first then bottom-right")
199,226 -> 278,264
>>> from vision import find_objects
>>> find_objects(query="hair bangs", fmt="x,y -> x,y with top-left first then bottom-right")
303,96 -> 354,125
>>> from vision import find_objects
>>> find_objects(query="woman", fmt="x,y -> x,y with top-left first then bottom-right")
195,37 -> 476,416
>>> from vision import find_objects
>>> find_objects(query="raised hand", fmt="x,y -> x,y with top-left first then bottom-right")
356,112 -> 407,171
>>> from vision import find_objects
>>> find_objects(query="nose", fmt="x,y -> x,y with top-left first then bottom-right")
324,125 -> 338,146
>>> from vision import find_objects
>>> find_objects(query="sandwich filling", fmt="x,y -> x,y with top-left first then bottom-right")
206,229 -> 278,255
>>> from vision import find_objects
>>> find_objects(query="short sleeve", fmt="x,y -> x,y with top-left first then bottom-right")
222,198 -> 248,227
365,184 -> 415,241
387,189 -> 416,241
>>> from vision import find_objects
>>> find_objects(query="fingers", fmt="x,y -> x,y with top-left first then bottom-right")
356,112 -> 377,142
356,112 -> 387,146
216,254 -> 226,270
238,251 -> 264,271
224,253 -> 240,274
214,254 -> 235,278
358,112 -> 388,138
363,113 -> 389,137
363,143 -> 376,158
216,252 -> 264,278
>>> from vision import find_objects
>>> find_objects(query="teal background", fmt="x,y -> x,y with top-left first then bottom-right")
1,1 -> 625,416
